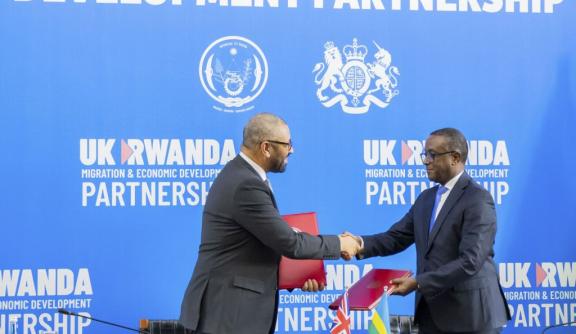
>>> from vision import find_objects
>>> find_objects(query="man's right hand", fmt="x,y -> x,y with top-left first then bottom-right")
339,234 -> 361,260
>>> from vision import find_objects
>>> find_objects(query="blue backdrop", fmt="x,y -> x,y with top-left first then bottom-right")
1,0 -> 575,333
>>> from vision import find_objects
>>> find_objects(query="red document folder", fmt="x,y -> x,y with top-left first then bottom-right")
278,212 -> 327,290
329,268 -> 411,310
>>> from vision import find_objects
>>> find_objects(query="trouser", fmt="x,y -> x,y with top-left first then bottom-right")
417,299 -> 503,334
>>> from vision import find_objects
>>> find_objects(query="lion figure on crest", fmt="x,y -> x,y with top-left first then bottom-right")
313,42 -> 344,101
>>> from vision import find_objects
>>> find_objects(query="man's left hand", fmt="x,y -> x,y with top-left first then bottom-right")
390,276 -> 418,296
301,279 -> 325,292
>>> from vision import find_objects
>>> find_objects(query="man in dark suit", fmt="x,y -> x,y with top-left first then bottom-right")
179,113 -> 359,334
349,128 -> 510,333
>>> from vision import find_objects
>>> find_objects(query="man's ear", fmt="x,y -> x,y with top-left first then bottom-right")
452,151 -> 462,165
260,141 -> 271,158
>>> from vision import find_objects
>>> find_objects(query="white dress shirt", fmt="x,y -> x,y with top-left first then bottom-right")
434,171 -> 464,221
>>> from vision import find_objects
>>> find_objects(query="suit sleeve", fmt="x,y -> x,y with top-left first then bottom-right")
416,190 -> 497,298
361,205 -> 416,258
232,178 -> 340,260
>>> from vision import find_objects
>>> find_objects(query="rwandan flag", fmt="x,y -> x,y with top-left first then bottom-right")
368,289 -> 391,334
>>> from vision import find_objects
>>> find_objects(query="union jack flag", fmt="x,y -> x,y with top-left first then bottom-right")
330,289 -> 351,334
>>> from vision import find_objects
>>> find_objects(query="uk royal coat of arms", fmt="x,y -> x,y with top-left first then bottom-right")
313,38 -> 400,114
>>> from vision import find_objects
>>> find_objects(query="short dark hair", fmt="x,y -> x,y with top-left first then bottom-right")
242,113 -> 287,149
430,128 -> 468,163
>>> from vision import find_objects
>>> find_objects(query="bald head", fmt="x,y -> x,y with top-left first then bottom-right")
242,113 -> 288,149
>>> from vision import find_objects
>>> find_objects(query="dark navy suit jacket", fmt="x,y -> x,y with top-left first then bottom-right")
362,172 -> 510,332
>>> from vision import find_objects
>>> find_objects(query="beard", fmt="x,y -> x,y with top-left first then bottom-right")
269,154 -> 288,173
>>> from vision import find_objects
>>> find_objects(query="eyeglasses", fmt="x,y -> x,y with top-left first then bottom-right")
266,139 -> 293,150
420,150 -> 456,161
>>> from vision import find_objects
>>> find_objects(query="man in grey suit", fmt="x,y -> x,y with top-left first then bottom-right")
347,128 -> 510,333
179,113 -> 359,334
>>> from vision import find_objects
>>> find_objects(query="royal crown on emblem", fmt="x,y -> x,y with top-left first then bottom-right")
324,41 -> 336,50
343,38 -> 368,61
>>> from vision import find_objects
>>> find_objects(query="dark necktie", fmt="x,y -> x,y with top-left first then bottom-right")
264,179 -> 272,192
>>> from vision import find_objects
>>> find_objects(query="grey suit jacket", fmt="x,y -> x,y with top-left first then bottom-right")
179,155 -> 340,334
362,172 -> 510,332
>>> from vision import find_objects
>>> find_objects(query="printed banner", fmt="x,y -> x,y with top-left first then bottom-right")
1,0 -> 575,333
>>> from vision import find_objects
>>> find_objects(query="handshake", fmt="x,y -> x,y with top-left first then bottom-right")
338,232 -> 362,260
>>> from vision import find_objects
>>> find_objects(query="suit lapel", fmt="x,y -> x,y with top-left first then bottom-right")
422,187 -> 436,246
426,173 -> 470,253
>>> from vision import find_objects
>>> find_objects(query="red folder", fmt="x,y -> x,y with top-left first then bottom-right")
329,268 -> 411,310
278,212 -> 326,290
